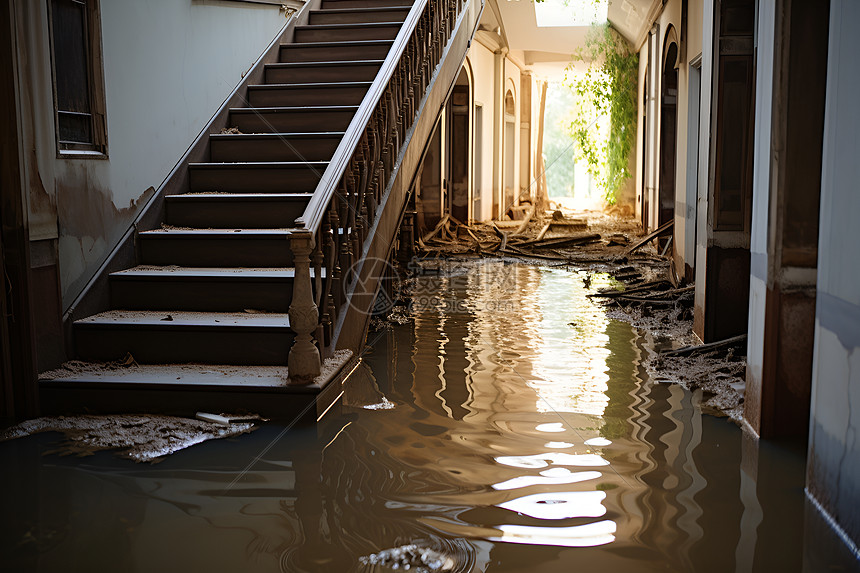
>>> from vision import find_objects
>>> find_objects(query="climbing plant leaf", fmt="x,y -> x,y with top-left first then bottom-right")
565,23 -> 638,204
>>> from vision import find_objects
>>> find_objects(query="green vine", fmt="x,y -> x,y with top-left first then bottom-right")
565,23 -> 639,204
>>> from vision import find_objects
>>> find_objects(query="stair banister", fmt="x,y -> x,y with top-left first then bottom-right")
287,0 -> 468,385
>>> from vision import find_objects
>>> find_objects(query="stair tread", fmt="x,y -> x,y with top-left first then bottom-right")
166,193 -> 314,199
209,132 -> 344,139
140,228 -> 296,235
279,39 -> 393,47
265,60 -> 384,67
77,310 -> 290,328
313,6 -> 410,13
188,161 -> 329,167
295,22 -> 403,28
249,81 -> 372,89
229,105 -> 358,112
41,363 -> 304,389
111,266 -> 299,279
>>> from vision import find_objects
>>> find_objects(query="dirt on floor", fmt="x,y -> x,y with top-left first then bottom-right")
0,414 -> 259,462
399,207 -> 747,420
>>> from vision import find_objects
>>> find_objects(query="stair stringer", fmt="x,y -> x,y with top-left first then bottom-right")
331,0 -> 483,353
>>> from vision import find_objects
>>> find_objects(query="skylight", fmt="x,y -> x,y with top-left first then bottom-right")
533,0 -> 608,27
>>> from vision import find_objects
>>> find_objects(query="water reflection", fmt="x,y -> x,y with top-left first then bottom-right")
0,261 -> 852,572
497,491 -> 607,519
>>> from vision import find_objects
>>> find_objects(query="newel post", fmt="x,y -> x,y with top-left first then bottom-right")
288,230 -> 321,385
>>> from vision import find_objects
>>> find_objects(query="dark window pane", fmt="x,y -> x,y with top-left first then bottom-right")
52,0 -> 92,144
58,111 -> 92,144
721,6 -> 755,36
714,57 -> 752,230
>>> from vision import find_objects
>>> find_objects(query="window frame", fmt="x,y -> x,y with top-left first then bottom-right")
46,0 -> 108,159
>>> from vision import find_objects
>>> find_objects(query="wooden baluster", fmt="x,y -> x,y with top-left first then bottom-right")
319,213 -> 334,353
288,232 -> 321,385
312,229 -> 326,358
326,206 -> 339,331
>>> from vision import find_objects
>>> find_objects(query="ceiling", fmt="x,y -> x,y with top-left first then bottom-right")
483,0 -> 652,79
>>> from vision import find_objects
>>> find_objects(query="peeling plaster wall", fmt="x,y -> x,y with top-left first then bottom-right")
15,0 -> 287,311
808,0 -> 860,549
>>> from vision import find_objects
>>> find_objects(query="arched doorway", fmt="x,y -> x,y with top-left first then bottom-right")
448,65 -> 471,224
659,37 -> 679,232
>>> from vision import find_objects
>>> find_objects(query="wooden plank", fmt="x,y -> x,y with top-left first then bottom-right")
624,220 -> 674,255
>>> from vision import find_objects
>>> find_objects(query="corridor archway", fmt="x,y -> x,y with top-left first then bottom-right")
448,63 -> 472,224
659,35 -> 679,232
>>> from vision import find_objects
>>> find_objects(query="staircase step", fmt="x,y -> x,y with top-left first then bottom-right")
139,229 -> 295,267
74,310 -> 294,365
264,60 -> 383,84
166,193 -> 312,228
229,106 -> 357,133
279,40 -> 393,62
210,133 -> 342,163
247,82 -> 371,107
38,352 -> 355,420
321,0 -> 413,9
294,22 -> 402,43
308,7 -> 410,25
188,162 -> 327,193
109,266 -> 324,312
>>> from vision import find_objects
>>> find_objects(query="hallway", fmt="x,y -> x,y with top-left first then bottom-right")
2,261 -> 856,572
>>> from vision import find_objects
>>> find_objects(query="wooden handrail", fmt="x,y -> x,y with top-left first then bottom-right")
294,0 -> 429,235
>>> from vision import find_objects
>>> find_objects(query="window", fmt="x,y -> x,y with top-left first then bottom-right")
48,0 -> 107,155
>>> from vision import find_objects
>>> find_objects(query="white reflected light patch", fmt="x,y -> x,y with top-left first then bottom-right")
544,441 -> 574,449
540,467 -> 572,477
535,422 -> 566,433
584,437 -> 612,447
492,471 -> 601,491
498,491 -> 607,520
491,520 -> 617,548
495,453 -> 609,469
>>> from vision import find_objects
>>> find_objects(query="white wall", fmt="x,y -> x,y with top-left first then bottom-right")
468,41 -> 497,222
745,0 -> 777,407
504,55 -> 522,210
15,0 -> 288,308
807,0 -> 860,550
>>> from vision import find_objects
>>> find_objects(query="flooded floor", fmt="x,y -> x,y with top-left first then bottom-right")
2,261 -> 858,572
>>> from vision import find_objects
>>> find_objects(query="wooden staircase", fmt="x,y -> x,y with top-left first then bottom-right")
41,0 -> 481,421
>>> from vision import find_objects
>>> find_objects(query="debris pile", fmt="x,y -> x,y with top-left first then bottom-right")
590,277 -> 747,419
413,209 -> 672,286
648,335 -> 747,419
359,544 -> 454,572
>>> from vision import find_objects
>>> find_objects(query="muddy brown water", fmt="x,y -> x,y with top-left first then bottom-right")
1,261 -> 857,572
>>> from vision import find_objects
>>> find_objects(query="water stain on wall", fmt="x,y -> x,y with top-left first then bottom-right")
56,178 -> 154,308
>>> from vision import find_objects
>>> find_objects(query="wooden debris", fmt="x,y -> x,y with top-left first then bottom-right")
511,205 -> 536,236
535,222 -> 552,242
661,334 -> 747,358
588,280 -> 673,298
521,233 -> 601,248
624,220 -> 674,255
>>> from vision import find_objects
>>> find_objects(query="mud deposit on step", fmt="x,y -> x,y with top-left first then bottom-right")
1,261 -> 856,573
0,415 -> 257,462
